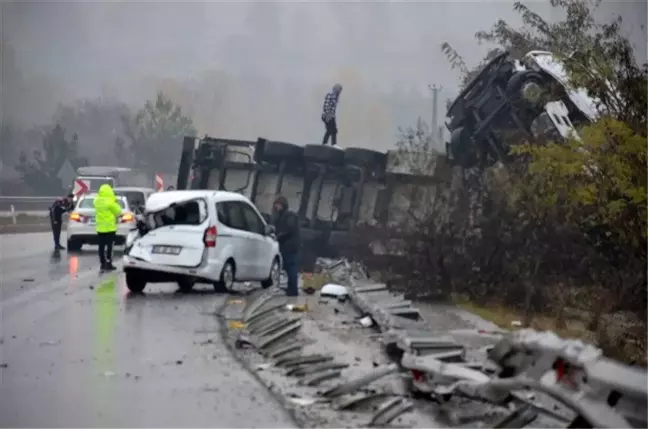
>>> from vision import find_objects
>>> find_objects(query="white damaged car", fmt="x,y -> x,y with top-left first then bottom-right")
123,190 -> 282,293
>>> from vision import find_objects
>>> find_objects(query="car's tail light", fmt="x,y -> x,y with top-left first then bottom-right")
203,225 -> 217,247
120,212 -> 135,223
69,212 -> 85,222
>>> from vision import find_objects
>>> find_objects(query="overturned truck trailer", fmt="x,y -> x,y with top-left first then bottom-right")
176,137 -> 452,270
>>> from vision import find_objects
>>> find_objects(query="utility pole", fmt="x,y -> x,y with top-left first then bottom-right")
428,84 -> 443,149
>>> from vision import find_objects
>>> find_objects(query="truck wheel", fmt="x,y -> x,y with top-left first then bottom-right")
449,126 -> 479,169
262,141 -> 304,160
344,148 -> 387,168
506,71 -> 548,108
304,144 -> 344,165
67,239 -> 82,252
126,272 -> 146,293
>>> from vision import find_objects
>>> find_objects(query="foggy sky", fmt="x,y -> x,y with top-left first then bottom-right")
2,0 -> 646,152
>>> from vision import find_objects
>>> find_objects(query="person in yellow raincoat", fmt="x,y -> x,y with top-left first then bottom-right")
93,184 -> 122,271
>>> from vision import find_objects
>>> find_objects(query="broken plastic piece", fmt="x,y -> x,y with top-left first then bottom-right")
320,283 -> 348,299
491,404 -> 538,428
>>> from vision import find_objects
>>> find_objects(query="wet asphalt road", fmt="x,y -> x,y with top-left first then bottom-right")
0,233 -> 297,428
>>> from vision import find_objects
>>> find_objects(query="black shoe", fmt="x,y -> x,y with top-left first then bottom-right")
105,263 -> 117,271
55,245 -> 65,250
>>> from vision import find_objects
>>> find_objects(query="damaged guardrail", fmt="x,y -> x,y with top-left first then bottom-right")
314,257 -> 648,429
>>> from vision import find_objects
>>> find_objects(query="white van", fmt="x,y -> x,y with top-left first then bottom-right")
122,190 -> 281,293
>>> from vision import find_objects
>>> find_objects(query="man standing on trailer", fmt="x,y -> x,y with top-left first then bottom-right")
271,195 -> 301,297
321,83 -> 343,146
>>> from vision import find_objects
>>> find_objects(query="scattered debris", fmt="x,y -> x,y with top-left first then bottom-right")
255,363 -> 272,371
358,316 -> 374,328
286,304 -> 308,312
22,278 -> 35,282
285,393 -> 319,406
175,360 -> 183,365
228,320 -> 246,329
89,285 -> 94,290
320,283 -> 348,299
234,334 -> 254,349
0,363 -> 8,368
39,340 -> 61,346
102,371 -> 116,378
510,320 -> 523,327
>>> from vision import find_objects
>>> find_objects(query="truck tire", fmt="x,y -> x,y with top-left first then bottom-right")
304,144 -> 344,165
506,71 -> 547,108
449,126 -> 479,169
262,141 -> 304,160
344,148 -> 387,168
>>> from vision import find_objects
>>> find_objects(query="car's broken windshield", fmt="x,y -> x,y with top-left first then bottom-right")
147,199 -> 207,229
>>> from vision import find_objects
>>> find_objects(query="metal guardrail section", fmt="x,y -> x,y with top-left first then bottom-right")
315,257 -> 648,429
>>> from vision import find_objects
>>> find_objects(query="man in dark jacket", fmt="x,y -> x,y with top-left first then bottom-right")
271,195 -> 301,296
49,194 -> 74,250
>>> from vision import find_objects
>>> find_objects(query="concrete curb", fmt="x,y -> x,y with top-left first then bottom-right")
216,289 -> 304,429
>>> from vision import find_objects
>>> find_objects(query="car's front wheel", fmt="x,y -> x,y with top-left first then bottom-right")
261,257 -> 281,289
214,260 -> 235,293
125,271 -> 146,293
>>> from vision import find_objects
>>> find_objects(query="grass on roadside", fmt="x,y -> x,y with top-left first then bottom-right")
454,296 -> 646,366
455,298 -> 592,340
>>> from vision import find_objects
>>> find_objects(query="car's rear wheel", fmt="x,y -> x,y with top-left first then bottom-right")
214,260 -> 235,293
261,257 -> 281,289
125,271 -> 146,293
67,239 -> 82,252
177,277 -> 195,293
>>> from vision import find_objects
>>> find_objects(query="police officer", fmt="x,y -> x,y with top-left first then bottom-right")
93,184 -> 122,271
49,194 -> 74,250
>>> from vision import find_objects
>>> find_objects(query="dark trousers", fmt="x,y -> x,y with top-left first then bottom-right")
97,231 -> 116,265
51,221 -> 62,247
281,252 -> 299,297
322,117 -> 338,146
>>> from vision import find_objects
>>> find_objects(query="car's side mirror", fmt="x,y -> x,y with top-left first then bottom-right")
265,224 -> 276,236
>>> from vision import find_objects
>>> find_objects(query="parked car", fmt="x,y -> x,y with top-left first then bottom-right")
122,190 -> 281,293
66,194 -> 136,251
113,186 -> 156,213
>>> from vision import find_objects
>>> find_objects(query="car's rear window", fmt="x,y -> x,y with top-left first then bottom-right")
78,197 -> 125,209
148,199 -> 206,228
115,191 -> 146,209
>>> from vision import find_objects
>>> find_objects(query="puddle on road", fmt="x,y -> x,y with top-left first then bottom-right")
92,274 -> 119,424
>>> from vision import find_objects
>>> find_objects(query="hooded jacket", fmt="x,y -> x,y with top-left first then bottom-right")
272,197 -> 301,254
93,184 -> 122,233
